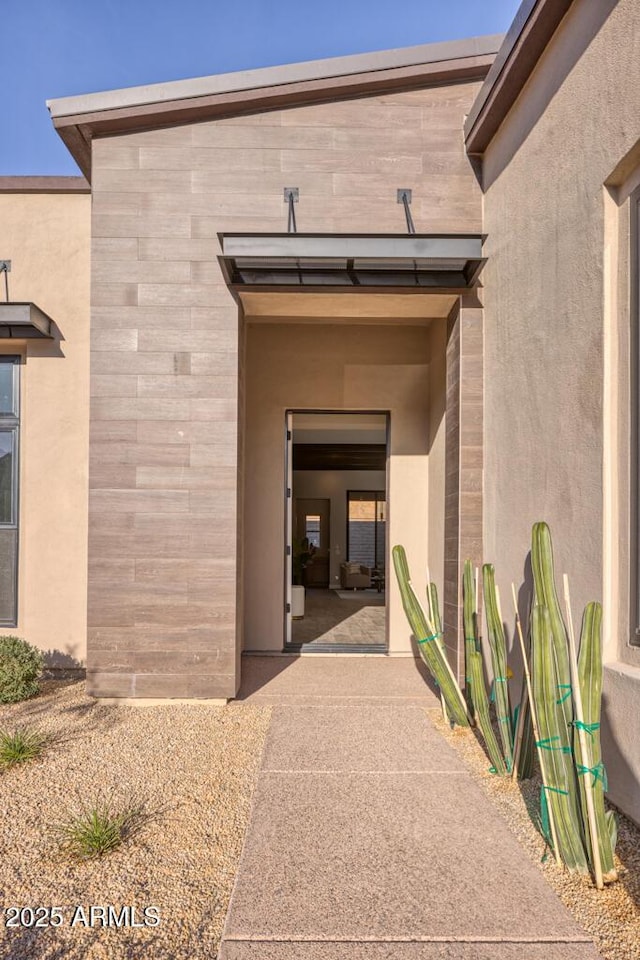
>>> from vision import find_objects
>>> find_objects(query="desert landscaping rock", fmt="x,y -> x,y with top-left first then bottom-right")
0,680 -> 270,959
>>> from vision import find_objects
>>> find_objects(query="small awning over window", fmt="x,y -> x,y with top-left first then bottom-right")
218,233 -> 485,294
0,303 -> 54,339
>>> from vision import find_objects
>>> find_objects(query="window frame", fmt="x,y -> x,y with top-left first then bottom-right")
632,188 -> 640,644
346,489 -> 386,571
0,356 -> 21,627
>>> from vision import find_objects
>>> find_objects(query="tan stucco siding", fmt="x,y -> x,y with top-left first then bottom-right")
0,192 -> 90,666
481,0 -> 640,820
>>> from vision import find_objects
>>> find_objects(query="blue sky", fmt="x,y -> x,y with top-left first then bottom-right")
2,0 -> 521,176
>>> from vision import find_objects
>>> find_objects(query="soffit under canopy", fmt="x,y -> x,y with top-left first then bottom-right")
218,233 -> 485,312
0,303 -> 54,339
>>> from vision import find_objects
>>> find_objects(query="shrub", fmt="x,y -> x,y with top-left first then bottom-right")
0,636 -> 44,704
0,726 -> 46,768
55,796 -> 147,861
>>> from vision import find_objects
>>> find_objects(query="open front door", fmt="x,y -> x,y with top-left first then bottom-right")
285,411 -> 293,646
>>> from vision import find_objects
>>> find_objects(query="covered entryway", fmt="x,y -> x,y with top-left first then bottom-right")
220,232 -> 485,671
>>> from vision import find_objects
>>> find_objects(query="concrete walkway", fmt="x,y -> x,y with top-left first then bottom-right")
219,657 -> 602,959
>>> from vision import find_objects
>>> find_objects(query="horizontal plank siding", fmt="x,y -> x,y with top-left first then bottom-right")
88,80 -> 483,697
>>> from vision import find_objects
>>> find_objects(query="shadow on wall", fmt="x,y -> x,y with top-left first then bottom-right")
497,550 -> 535,698
482,0 -> 620,190
43,647 -> 85,679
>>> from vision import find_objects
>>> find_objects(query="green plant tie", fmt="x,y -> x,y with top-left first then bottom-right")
540,785 -> 569,849
418,632 -> 442,644
540,786 -> 552,846
494,676 -> 508,682
571,721 -> 600,737
577,762 -> 608,789
556,683 -> 572,704
535,737 -> 572,755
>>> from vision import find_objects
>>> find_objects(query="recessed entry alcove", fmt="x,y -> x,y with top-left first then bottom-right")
241,299 -> 450,656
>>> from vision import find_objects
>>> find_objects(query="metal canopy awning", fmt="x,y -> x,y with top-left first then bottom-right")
218,233 -> 486,295
0,303 -> 54,339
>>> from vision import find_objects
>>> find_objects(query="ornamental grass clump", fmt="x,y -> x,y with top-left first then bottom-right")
55,796 -> 147,861
0,726 -> 46,769
0,636 -> 43,704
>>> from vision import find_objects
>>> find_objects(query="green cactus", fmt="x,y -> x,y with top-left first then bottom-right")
531,522 -> 590,865
575,602 -> 617,882
531,522 -> 572,728
483,564 -> 514,771
463,560 -> 507,775
531,604 -> 588,873
427,581 -> 450,723
513,678 -> 536,780
392,545 -> 470,727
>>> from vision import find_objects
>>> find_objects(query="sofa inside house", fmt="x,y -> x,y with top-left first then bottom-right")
340,562 -> 371,590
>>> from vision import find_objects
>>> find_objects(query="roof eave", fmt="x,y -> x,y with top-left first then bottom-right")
48,36 -> 502,181
464,0 -> 575,155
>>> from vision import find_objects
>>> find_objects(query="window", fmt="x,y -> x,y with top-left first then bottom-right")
347,491 -> 386,570
0,357 -> 20,626
305,514 -> 321,549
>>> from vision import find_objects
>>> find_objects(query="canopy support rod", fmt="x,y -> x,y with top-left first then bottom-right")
284,187 -> 299,234
397,189 -> 415,235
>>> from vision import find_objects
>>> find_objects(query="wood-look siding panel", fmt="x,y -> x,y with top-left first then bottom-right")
92,259 -> 192,284
93,214 -> 193,239
91,352 -> 182,375
89,80 -> 482,698
190,125 -> 334,150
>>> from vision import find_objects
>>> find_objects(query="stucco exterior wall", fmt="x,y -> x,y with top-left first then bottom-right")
427,319 -> 447,596
244,322 -> 433,653
88,79 -> 482,696
0,192 -> 90,666
481,0 -> 640,821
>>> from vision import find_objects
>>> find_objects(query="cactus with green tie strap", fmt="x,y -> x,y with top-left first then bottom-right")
427,580 -> 450,723
392,545 -> 470,727
531,523 -> 572,727
483,564 -> 514,771
575,601 -> 617,882
531,604 -> 588,873
463,559 -> 506,775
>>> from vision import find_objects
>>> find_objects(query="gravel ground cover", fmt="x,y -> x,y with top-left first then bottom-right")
428,707 -> 640,960
0,680 -> 271,960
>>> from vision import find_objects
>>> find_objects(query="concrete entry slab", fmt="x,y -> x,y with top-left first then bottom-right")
236,655 -> 439,705
222,771 -> 589,943
262,705 -> 466,773
221,943 -> 602,959
218,691 -> 601,958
